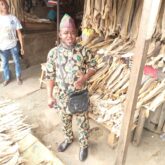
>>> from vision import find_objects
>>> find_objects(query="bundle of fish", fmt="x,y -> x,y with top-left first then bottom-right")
89,54 -> 165,136
0,133 -> 20,165
0,99 -> 31,165
137,77 -> 165,112
146,1 -> 165,72
24,12 -> 52,23
82,0 -> 143,39
82,0 -> 164,60
82,0 -> 165,136
146,44 -> 165,73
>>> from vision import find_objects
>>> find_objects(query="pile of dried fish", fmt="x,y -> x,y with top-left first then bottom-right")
82,0 -> 165,137
0,99 -> 31,165
82,0 -> 143,39
89,57 -> 165,136
137,78 -> 165,111
0,134 -> 20,165
24,12 -> 51,23
89,64 -> 165,136
146,1 -> 165,71
146,44 -> 165,72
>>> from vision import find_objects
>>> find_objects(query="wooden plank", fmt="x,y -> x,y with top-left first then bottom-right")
115,1 -> 162,165
150,104 -> 162,125
163,124 -> 165,133
144,115 -> 156,132
57,0 -> 60,44
144,104 -> 163,134
133,108 -> 146,146
157,103 -> 165,132
107,133 -> 118,149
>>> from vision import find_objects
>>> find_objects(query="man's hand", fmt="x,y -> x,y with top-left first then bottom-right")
20,48 -> 24,55
74,69 -> 96,89
74,71 -> 87,89
48,97 -> 56,108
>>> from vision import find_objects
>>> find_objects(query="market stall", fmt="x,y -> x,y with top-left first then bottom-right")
80,0 -> 165,154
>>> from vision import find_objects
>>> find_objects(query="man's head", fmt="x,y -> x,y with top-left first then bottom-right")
0,0 -> 9,15
59,14 -> 77,48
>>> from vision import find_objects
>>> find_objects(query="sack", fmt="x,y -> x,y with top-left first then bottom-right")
67,89 -> 89,114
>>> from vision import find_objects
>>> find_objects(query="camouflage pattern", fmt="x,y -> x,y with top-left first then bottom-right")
46,43 -> 96,148
60,109 -> 89,148
46,43 -> 96,113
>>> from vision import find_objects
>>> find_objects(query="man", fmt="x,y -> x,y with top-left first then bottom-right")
46,14 -> 96,161
0,0 -> 24,86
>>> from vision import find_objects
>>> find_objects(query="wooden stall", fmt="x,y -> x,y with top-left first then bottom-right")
80,0 -> 165,164
4,0 -> 164,164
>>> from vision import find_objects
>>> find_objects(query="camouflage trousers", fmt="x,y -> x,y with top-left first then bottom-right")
59,110 -> 89,149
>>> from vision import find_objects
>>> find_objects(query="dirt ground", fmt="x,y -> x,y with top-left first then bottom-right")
0,65 -> 165,165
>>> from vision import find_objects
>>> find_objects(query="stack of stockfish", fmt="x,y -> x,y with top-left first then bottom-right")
24,12 -> 51,23
89,55 -> 165,136
82,0 -> 165,136
81,0 -> 143,49
0,99 -> 31,165
146,0 -> 165,73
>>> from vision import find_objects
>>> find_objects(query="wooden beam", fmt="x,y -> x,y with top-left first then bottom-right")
157,103 -> 165,132
133,108 -> 146,146
57,0 -> 60,45
115,0 -> 162,165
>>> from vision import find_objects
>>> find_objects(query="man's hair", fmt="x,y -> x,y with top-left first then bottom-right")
0,0 -> 9,8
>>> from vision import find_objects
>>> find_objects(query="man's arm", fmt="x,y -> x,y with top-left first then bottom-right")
47,80 -> 56,108
75,47 -> 97,89
75,68 -> 96,89
17,29 -> 24,55
47,80 -> 55,98
45,47 -> 57,108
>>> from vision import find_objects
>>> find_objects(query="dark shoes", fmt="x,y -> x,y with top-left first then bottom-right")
79,147 -> 88,161
17,77 -> 23,85
57,140 -> 72,152
3,80 -> 10,86
57,140 -> 88,161
3,77 -> 22,86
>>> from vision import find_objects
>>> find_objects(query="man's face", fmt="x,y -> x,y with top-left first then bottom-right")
0,1 -> 9,14
59,28 -> 77,47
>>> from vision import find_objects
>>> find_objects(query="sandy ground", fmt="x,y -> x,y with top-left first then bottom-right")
0,65 -> 165,165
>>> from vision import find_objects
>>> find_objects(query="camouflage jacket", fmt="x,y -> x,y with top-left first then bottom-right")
46,43 -> 96,97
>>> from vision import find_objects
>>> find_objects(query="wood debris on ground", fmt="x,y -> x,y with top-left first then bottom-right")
0,98 -> 31,165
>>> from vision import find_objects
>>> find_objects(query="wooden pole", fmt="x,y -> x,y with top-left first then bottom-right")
6,0 -> 23,20
57,0 -> 60,45
115,0 -> 162,165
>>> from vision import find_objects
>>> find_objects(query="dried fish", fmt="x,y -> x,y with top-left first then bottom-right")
143,90 -> 165,112
0,99 -> 31,165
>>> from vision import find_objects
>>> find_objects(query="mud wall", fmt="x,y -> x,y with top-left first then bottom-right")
24,31 -> 56,66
